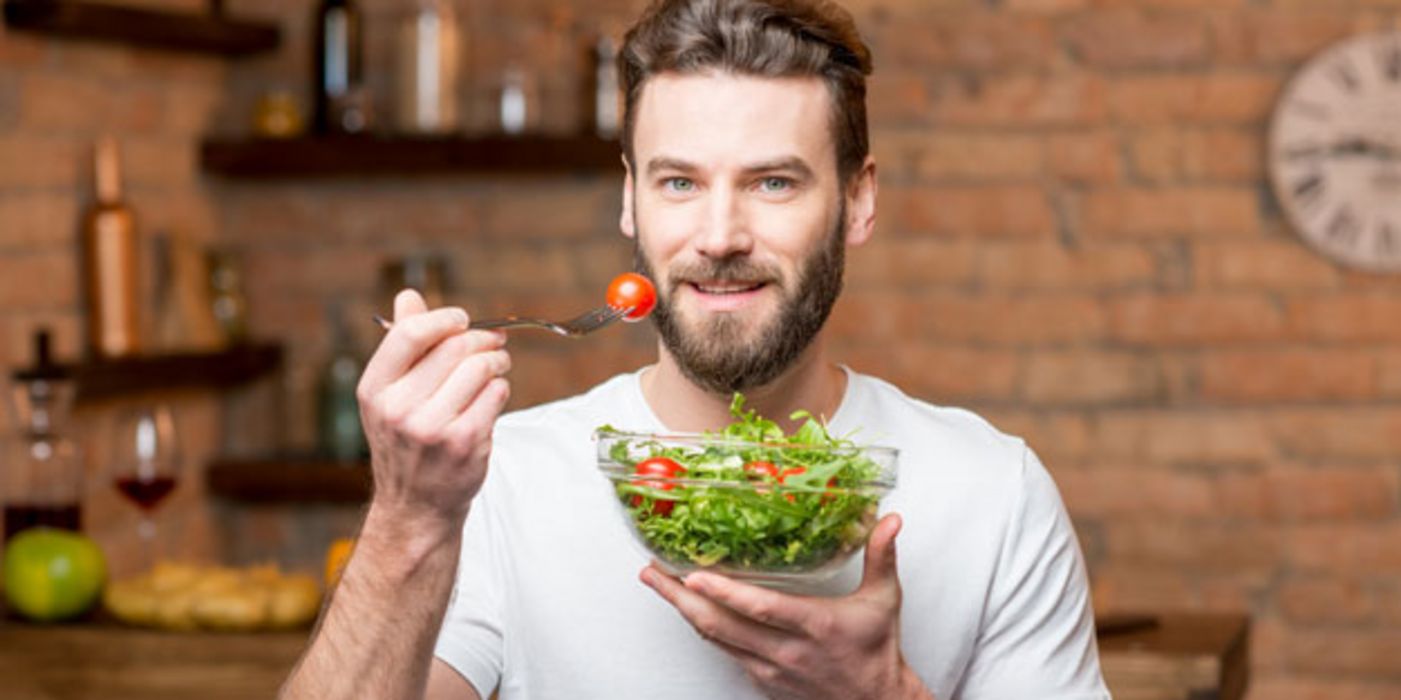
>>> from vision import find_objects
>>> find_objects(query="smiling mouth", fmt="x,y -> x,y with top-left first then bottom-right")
691,281 -> 767,294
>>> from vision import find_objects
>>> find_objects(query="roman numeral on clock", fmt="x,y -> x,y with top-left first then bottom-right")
1325,207 -> 1362,248
1380,42 -> 1401,82
1377,222 -> 1399,257
1292,172 -> 1326,209
1332,61 -> 1361,93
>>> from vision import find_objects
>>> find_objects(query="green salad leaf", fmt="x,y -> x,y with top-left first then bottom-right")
602,394 -> 888,573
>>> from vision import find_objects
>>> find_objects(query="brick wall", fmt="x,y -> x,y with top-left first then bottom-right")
3,0 -> 1401,696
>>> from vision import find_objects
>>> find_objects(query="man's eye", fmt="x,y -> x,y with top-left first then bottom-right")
758,177 -> 792,193
663,177 -> 695,192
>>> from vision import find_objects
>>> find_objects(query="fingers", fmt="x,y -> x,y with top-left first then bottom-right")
443,376 -> 511,461
683,571 -> 810,635
393,288 -> 429,322
381,330 -> 506,417
418,352 -> 512,433
361,303 -> 470,398
856,513 -> 903,598
640,565 -> 792,659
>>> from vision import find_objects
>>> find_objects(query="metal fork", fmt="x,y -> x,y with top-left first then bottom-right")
372,304 -> 633,338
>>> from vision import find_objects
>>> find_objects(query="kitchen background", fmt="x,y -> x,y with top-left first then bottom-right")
2,0 -> 1401,697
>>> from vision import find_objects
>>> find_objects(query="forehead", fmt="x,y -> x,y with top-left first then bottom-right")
631,72 -> 836,171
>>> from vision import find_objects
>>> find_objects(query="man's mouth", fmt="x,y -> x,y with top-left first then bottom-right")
691,281 -> 767,294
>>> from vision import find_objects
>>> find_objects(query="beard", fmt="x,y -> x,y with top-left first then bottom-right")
633,204 -> 847,396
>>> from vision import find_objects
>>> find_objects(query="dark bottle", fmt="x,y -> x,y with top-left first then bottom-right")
312,0 -> 366,133
317,303 -> 368,462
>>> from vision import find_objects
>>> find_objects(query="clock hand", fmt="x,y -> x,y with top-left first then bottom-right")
1327,136 -> 1401,161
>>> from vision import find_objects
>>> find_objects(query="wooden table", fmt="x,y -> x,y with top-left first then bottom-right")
0,613 -> 1247,699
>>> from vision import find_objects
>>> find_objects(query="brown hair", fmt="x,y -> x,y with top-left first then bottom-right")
619,0 -> 874,182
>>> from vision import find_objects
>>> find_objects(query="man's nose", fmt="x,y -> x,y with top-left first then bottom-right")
694,185 -> 753,259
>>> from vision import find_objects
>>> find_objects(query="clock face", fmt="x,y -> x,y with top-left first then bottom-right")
1269,31 -> 1401,272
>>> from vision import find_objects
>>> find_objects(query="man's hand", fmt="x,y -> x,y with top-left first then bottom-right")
357,289 -> 512,532
641,513 -> 934,700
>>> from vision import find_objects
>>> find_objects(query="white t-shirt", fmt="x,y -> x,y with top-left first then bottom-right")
434,368 -> 1109,700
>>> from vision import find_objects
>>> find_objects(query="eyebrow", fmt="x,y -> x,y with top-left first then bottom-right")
644,156 -> 816,180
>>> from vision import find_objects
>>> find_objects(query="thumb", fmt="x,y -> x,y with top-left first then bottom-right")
857,512 -> 903,598
393,288 -> 430,322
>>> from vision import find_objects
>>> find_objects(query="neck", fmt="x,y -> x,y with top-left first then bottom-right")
640,334 -> 846,434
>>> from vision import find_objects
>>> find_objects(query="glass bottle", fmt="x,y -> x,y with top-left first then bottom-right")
396,0 -> 461,133
3,330 -> 82,543
317,303 -> 368,463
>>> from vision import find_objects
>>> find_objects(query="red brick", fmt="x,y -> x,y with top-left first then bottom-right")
1080,186 -> 1263,239
868,73 -> 933,125
1198,349 -> 1377,403
1278,576 -> 1377,625
123,137 -> 196,188
1004,0 -> 1088,12
1196,240 -> 1341,291
480,183 -> 617,240
0,135 -> 83,188
1209,11 -> 1361,66
846,236 -> 977,290
1198,570 -> 1275,612
913,132 -> 1044,182
978,410 -> 1093,464
1093,410 -> 1275,465
827,291 -> 915,341
0,193 -> 78,249
1381,352 -> 1401,399
0,251 -> 77,309
930,72 -> 1108,127
1108,73 -> 1281,124
1282,627 -> 1401,678
0,26 -> 46,65
876,15 -> 1056,72
890,343 -> 1020,402
976,241 -> 1157,291
1289,523 -> 1401,576
1287,295 -> 1401,343
912,295 -> 1106,345
244,246 -> 386,296
1105,521 -> 1281,572
1269,409 -> 1401,461
1109,295 -> 1285,345
870,131 -> 922,183
887,185 -> 1057,238
1128,127 -> 1264,183
1055,465 -> 1215,519
1047,130 -> 1122,184
1249,677 -> 1401,700
1218,466 -> 1400,521
1091,562 -> 1195,612
1061,9 -> 1210,69
1022,350 -> 1160,405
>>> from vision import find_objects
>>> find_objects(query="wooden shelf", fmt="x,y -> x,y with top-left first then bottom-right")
207,455 -> 371,503
2,0 -> 280,56
71,342 -> 283,402
199,134 -> 623,178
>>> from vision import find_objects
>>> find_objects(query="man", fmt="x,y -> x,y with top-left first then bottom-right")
282,1 -> 1108,698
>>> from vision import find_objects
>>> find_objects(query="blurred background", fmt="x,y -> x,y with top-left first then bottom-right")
2,0 -> 1400,698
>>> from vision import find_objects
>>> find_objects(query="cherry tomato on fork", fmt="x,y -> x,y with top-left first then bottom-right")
606,273 -> 657,322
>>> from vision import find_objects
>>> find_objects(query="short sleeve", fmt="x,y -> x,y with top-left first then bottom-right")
433,487 -> 506,700
953,446 -> 1109,699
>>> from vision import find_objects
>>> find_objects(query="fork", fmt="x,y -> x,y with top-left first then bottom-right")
372,304 -> 633,338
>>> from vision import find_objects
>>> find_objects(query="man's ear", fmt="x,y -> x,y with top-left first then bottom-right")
620,155 -> 637,240
844,156 -> 877,248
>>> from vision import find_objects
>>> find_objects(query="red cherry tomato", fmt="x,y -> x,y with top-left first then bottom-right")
743,461 -> 779,479
606,273 -> 657,322
777,466 -> 806,482
630,456 -> 685,516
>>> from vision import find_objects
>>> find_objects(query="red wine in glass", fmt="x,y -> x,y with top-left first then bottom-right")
114,476 -> 178,511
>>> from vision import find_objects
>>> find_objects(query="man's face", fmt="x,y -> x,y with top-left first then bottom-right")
622,72 -> 850,395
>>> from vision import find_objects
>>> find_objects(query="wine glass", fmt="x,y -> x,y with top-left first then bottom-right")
110,405 -> 181,559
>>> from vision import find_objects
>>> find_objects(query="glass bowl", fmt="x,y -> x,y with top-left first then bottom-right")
596,429 -> 898,586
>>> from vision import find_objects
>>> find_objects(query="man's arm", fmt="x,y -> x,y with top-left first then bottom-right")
280,290 -> 511,700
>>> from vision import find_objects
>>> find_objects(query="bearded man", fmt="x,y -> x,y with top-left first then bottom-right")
281,1 -> 1109,698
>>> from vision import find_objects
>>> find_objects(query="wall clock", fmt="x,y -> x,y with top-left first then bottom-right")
1269,31 -> 1401,272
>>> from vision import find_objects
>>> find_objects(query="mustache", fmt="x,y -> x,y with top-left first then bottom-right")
666,257 -> 781,290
